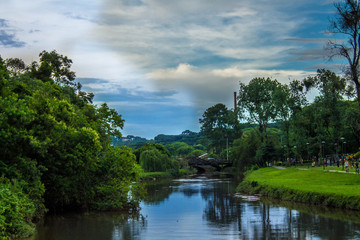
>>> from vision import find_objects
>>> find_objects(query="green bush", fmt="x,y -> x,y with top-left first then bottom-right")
0,179 -> 36,239
92,146 -> 143,210
176,145 -> 194,156
140,149 -> 178,172
187,149 -> 205,158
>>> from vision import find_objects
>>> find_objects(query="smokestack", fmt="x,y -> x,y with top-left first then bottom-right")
234,91 -> 237,112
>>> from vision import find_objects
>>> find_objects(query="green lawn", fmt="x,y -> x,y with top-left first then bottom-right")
244,167 -> 360,197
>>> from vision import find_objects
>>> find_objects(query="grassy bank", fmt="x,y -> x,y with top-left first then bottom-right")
140,172 -> 173,181
139,169 -> 194,181
237,167 -> 360,210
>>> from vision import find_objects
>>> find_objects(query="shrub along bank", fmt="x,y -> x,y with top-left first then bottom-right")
237,167 -> 360,210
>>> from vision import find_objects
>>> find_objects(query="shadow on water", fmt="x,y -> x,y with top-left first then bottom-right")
141,178 -> 178,205
31,174 -> 360,240
30,212 -> 146,240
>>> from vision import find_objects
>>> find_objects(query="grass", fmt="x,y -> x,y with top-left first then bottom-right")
139,172 -> 172,181
139,169 -> 194,181
237,167 -> 360,210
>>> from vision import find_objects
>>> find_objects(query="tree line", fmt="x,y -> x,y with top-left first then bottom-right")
200,69 -> 359,169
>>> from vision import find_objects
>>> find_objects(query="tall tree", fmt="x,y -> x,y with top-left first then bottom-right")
302,69 -> 352,151
273,79 -> 306,158
199,103 -> 241,154
238,77 -> 282,142
328,0 -> 360,107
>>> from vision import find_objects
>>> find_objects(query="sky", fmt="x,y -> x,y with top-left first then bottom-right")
0,0 -> 344,139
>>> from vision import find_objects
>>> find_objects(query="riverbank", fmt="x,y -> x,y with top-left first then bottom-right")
139,169 -> 196,181
237,167 -> 360,210
140,172 -> 173,181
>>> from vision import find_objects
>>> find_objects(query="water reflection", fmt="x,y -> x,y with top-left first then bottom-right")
33,212 -> 146,240
33,176 -> 360,240
142,179 -> 177,205
202,180 -> 240,226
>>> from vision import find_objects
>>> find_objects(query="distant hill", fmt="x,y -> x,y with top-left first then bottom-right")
154,130 -> 206,146
112,135 -> 149,149
112,130 -> 206,149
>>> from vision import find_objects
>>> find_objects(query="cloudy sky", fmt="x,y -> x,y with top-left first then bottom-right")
1,0 -> 343,139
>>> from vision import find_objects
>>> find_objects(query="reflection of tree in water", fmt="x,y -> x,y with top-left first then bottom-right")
201,180 -> 241,226
142,179 -> 179,205
178,183 -> 200,198
286,209 -> 360,240
241,202 -> 360,239
113,213 -> 146,240
35,212 -> 147,240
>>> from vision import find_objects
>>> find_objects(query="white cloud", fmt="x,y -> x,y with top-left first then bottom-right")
148,64 -> 316,111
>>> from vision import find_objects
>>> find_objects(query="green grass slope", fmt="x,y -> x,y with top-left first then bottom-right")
237,167 -> 360,210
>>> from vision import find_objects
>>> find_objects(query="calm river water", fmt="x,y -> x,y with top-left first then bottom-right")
33,175 -> 360,240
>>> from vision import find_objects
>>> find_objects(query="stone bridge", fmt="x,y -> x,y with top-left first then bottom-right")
188,157 -> 232,173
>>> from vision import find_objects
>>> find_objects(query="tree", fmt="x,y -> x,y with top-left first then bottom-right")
199,103 -> 241,154
176,145 -> 195,156
301,70 -> 350,153
5,58 -> 26,76
231,130 -> 261,170
273,79 -> 306,158
328,0 -> 360,107
27,50 -> 76,87
238,77 -> 282,142
139,149 -> 178,172
0,57 -> 8,92
133,142 -> 171,163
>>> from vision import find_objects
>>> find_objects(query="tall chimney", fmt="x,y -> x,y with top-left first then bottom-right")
234,91 -> 237,112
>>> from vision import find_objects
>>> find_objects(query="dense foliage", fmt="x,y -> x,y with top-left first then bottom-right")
199,103 -> 241,154
133,143 -> 179,173
0,52 -> 142,239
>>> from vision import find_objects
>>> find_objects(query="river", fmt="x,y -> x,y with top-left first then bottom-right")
32,175 -> 360,240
